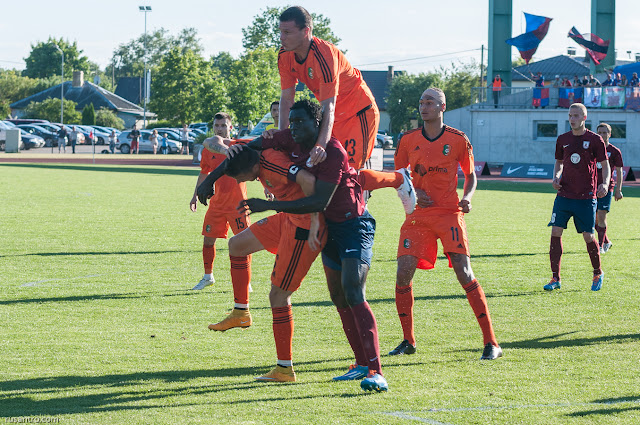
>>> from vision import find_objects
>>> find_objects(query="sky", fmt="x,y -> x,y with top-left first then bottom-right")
1,0 -> 639,76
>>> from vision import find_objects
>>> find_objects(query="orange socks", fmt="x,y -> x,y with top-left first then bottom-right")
230,255 -> 251,306
395,283 -> 415,345
203,244 -> 215,274
272,305 -> 294,362
357,169 -> 402,192
462,279 -> 498,347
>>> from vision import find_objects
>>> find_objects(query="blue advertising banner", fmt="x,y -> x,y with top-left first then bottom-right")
501,163 -> 555,178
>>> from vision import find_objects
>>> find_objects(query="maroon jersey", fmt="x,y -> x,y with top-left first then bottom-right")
262,130 -> 364,222
555,130 -> 607,199
597,143 -> 624,191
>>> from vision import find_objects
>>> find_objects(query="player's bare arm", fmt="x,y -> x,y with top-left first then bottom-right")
308,97 -> 335,166
227,137 -> 264,158
237,179 -> 337,216
614,166 -> 624,201
196,160 -> 228,206
279,87 -> 296,130
459,171 -> 477,213
191,173 -> 209,212
203,135 -> 231,154
415,188 -> 434,208
597,160 -> 611,198
552,160 -> 564,190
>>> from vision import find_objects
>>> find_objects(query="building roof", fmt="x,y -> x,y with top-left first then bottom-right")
114,77 -> 143,105
512,55 -> 590,82
360,70 -> 404,109
10,81 -> 146,116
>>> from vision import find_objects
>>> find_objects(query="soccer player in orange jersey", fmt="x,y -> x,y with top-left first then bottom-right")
197,142 -> 324,383
391,88 -> 502,360
189,112 -> 250,290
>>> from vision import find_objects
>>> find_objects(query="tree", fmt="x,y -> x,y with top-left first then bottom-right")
211,52 -> 235,79
441,61 -> 480,111
0,70 -> 42,105
1,99 -> 10,119
95,108 -> 124,130
199,65 -> 232,125
23,37 -> 90,79
82,103 -> 95,125
386,73 -> 443,133
227,48 -> 281,127
242,6 -> 341,50
109,28 -> 203,81
23,98 -> 81,123
148,47 -> 211,125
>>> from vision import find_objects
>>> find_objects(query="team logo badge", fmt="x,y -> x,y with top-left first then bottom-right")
307,67 -> 314,79
583,141 -> 590,149
596,162 -> 602,169
403,238 -> 411,249
289,165 -> 299,174
570,153 -> 581,164
205,225 -> 211,233
607,152 -> 612,158
442,144 -> 451,156
265,180 -> 273,187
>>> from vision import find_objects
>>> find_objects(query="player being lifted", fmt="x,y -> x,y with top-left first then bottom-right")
390,88 -> 502,360
189,112 -> 250,291
276,6 -> 415,212
197,140 -> 323,384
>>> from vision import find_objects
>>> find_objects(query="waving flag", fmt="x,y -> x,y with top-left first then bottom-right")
506,13 -> 552,64
568,27 -> 609,65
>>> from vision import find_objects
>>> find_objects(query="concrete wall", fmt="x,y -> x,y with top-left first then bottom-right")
445,107 -> 640,167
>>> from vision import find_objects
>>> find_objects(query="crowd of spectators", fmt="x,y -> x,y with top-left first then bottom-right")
551,72 -> 640,88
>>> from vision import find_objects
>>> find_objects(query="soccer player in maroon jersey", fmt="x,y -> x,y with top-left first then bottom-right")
229,99 -> 389,392
546,103 -> 610,292
595,122 -> 624,254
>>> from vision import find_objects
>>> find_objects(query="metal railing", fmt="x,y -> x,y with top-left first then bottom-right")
470,87 -> 540,109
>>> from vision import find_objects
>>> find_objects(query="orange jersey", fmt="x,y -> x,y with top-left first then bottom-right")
199,141 -> 247,212
278,37 -> 376,122
258,149 -> 311,229
395,125 -> 474,215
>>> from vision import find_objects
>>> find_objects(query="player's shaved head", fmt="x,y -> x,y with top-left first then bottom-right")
214,112 -> 232,125
280,6 -> 313,31
421,88 -> 446,106
597,122 -> 611,133
569,103 -> 587,117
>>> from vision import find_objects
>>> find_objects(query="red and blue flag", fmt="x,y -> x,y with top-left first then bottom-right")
506,13 -> 552,64
568,27 -> 609,65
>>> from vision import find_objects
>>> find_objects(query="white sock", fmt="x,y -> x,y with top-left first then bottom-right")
203,273 -> 213,280
278,360 -> 293,367
234,303 -> 248,309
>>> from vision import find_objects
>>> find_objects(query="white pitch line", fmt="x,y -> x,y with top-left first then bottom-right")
381,397 -> 640,423
20,268 -> 175,287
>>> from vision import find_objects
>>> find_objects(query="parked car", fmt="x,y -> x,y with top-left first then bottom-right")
6,118 -> 50,126
75,125 -> 110,145
90,125 -> 121,139
376,133 -> 393,149
236,113 -> 275,143
16,124 -> 58,147
18,130 -> 45,149
116,130 -> 182,154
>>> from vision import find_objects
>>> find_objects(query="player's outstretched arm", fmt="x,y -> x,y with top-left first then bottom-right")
203,135 -> 230,154
237,180 -> 337,216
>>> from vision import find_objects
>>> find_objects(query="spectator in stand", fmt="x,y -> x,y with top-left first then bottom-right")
602,73 -> 613,86
562,78 -> 573,87
531,71 -> 545,87
612,73 -> 622,86
69,125 -> 78,154
57,126 -> 67,153
161,133 -> 169,154
620,75 -> 628,87
180,124 -> 190,155
589,75 -> 601,87
630,72 -> 639,87
491,74 -> 503,108
552,75 -> 562,88
573,75 -> 582,87
128,124 -> 140,154
581,75 -> 590,86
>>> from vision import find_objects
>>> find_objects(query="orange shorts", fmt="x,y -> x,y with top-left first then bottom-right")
202,208 -> 250,239
397,212 -> 469,270
249,212 -> 327,292
332,103 -> 380,170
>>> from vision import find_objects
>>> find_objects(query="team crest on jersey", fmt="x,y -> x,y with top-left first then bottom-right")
307,67 -> 314,79
607,152 -> 612,158
403,238 -> 411,249
205,225 -> 211,233
265,180 -> 273,187
597,162 -> 602,169
570,153 -> 581,164
583,141 -> 590,149
442,144 -> 451,156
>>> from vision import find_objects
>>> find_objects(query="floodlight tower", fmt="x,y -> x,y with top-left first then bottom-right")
139,5 -> 152,129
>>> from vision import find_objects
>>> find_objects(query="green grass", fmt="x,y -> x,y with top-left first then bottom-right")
1,162 -> 639,425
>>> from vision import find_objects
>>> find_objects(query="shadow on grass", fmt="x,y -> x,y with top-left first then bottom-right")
499,331 -> 640,350
567,396 -> 640,417
0,290 -> 201,305
0,358 -> 359,416
0,162 -> 197,176
0,249 -> 189,259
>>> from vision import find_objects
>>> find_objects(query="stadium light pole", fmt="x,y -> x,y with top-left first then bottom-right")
54,44 -> 64,154
139,5 -> 152,129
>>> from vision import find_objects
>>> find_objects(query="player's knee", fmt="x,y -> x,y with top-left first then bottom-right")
228,236 -> 241,256
342,282 -> 365,307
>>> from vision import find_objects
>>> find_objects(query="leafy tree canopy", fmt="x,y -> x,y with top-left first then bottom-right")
82,103 -> 95,125
242,6 -> 340,51
95,108 -> 124,130
23,98 -> 81,124
23,37 -> 90,79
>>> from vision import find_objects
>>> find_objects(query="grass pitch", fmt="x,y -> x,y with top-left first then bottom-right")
1,162 -> 639,425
